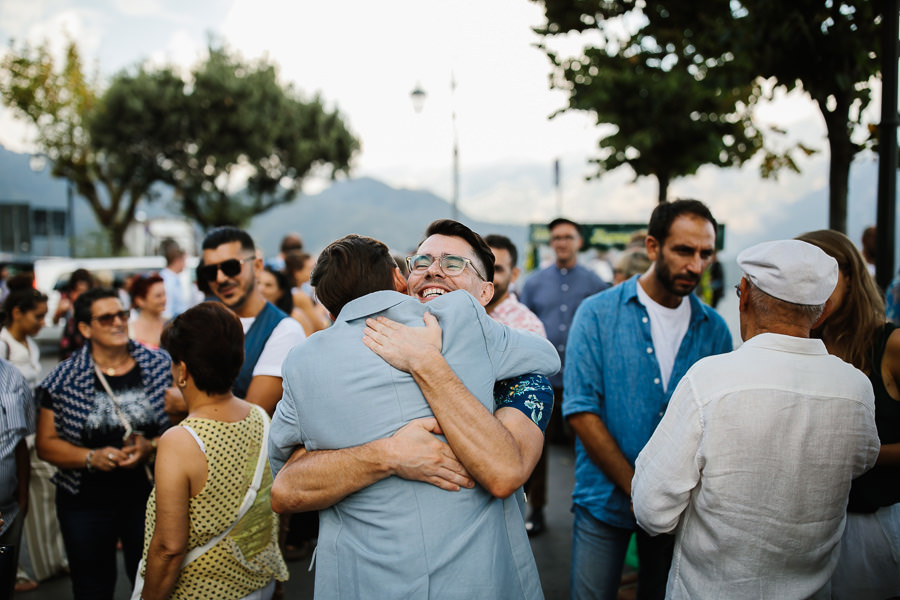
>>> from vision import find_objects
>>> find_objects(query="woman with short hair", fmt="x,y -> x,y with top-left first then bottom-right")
138,302 -> 287,600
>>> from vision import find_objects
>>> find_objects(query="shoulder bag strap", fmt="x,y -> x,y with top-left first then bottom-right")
180,404 -> 270,568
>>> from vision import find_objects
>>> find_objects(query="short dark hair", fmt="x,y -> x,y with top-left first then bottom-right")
548,217 -> 580,232
161,302 -> 244,395
1,276 -> 47,327
69,268 -> 94,290
647,199 -> 717,246
280,233 -> 304,254
201,226 -> 255,253
128,274 -> 164,305
311,235 -> 398,317
160,238 -> 184,266
74,287 -> 120,326
423,220 -> 495,283
284,251 -> 311,275
484,234 -> 518,270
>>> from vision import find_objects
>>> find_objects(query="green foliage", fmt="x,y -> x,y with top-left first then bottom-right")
1,38 -> 360,248
0,38 -> 153,253
98,45 -> 359,229
533,0 -> 881,227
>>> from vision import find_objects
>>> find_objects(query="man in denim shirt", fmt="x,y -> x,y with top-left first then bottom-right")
563,200 -> 732,600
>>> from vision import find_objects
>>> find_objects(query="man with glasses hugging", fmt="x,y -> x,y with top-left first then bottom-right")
270,220 -> 559,599
195,227 -> 306,416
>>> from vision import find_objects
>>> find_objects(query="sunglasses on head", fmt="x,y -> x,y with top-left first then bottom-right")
198,257 -> 252,282
91,310 -> 129,327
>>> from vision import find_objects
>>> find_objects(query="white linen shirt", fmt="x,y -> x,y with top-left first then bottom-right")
632,333 -> 880,600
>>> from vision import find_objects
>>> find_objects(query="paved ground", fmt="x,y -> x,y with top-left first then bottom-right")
21,347 -> 578,599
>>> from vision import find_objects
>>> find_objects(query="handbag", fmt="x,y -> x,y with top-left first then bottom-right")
130,404 -> 270,600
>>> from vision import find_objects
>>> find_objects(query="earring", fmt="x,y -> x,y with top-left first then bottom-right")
177,379 -> 187,389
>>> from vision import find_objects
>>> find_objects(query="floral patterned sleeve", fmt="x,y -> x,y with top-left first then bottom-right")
493,373 -> 554,433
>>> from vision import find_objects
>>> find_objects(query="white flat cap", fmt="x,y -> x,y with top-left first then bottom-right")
737,240 -> 838,305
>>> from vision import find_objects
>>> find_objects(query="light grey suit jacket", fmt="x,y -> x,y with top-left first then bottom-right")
270,289 -> 559,599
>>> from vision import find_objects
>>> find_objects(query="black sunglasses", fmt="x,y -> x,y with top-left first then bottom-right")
198,257 -> 252,282
91,310 -> 129,327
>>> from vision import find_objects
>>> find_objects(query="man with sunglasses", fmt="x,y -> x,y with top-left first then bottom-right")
198,227 -> 305,415
270,223 -> 559,599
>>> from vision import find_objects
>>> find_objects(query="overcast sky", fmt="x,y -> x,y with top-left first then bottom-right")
0,0 -> 881,245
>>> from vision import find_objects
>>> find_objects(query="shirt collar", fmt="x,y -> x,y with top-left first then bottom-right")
739,332 -> 828,355
336,290 -> 412,322
624,275 -> 709,325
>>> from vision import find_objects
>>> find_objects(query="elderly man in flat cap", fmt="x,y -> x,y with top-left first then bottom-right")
631,239 -> 881,600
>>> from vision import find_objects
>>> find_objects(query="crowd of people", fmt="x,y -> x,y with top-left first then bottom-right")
0,205 -> 897,600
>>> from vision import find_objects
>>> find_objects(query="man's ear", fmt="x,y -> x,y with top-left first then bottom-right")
392,267 -> 409,295
645,235 -> 660,261
77,320 -> 92,340
812,298 -> 833,330
478,281 -> 495,307
510,266 -> 521,283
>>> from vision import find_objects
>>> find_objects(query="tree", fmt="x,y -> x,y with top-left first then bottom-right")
96,45 -> 359,229
0,40 -> 159,254
2,40 -> 360,251
538,26 -> 775,203
533,0 -> 881,230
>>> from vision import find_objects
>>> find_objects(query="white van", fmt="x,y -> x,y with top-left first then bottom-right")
33,256 -> 199,345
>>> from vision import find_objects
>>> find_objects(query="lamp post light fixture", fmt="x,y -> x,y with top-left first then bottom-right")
410,76 -> 460,221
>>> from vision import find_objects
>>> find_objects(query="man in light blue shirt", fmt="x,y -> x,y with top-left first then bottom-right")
270,228 -> 559,599
564,200 -> 732,600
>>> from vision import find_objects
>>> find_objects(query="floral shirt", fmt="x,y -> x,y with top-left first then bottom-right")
494,373 -> 553,433
489,294 -> 547,337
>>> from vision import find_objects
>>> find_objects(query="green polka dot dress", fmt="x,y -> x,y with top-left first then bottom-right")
141,408 -> 289,598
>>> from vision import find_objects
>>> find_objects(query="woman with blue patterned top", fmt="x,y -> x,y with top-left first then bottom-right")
35,287 -> 171,600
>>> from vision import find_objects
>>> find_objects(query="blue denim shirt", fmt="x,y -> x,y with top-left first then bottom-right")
520,264 -> 608,388
563,276 -> 733,529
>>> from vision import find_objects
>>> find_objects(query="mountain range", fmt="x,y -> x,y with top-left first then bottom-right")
2,144 -> 897,271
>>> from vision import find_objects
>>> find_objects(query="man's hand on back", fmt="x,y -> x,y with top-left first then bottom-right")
386,418 -> 474,491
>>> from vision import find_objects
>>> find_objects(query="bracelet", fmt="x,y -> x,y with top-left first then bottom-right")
85,450 -> 95,472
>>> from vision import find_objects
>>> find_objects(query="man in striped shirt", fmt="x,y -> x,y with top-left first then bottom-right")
0,358 -> 34,598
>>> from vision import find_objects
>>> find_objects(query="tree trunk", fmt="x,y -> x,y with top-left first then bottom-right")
657,172 -> 670,204
819,100 -> 854,234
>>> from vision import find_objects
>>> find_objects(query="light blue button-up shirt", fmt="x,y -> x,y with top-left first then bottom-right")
563,276 -> 732,529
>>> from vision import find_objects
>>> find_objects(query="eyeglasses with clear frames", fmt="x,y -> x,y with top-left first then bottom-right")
406,254 -> 487,281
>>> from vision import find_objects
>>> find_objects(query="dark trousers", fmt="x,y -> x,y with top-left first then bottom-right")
0,512 -> 24,600
524,387 -> 571,512
56,495 -> 146,600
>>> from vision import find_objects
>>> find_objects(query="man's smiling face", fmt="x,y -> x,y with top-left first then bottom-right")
407,234 -> 493,307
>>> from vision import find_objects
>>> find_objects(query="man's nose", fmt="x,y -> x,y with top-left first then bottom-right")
425,259 -> 443,277
686,254 -> 704,273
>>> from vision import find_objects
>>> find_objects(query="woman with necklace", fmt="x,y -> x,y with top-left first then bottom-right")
127,274 -> 167,349
137,302 -> 286,600
35,287 -> 171,600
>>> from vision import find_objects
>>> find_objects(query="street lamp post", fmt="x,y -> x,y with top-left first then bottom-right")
411,76 -> 460,221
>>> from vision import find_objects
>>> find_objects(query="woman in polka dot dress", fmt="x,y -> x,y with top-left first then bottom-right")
138,302 -> 288,600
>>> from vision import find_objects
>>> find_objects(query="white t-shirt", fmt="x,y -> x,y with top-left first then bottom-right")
0,328 -> 41,389
239,315 -> 306,378
636,282 -> 691,392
